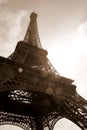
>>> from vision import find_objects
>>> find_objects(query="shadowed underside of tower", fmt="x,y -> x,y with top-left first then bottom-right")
0,12 -> 87,130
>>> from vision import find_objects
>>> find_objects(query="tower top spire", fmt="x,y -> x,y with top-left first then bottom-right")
30,12 -> 37,19
24,12 -> 42,48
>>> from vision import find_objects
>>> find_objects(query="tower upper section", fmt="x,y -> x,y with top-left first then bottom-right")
24,12 -> 42,48
7,12 -> 74,83
8,12 -> 60,78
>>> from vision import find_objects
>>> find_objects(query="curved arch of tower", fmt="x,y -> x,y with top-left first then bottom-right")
0,12 -> 87,130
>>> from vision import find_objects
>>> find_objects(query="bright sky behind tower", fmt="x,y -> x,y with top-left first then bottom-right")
0,0 -> 87,130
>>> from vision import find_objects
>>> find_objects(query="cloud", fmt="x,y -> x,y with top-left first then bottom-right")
0,0 -> 7,5
55,118 -> 81,130
48,20 -> 87,100
69,22 -> 87,99
0,9 -> 28,57
0,125 -> 23,130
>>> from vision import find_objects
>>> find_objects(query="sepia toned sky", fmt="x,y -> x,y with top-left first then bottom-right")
0,0 -> 87,130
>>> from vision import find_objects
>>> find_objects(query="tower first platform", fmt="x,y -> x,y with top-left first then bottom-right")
0,12 -> 87,130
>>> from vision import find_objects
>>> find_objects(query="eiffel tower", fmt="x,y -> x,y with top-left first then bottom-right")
0,12 -> 87,130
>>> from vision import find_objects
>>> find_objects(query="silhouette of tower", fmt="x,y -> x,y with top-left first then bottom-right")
0,12 -> 87,130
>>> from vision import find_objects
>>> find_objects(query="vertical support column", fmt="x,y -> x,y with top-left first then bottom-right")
35,117 -> 44,130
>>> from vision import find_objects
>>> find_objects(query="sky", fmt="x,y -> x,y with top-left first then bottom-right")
0,0 -> 87,130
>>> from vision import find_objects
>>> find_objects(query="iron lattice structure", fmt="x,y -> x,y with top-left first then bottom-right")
0,12 -> 87,130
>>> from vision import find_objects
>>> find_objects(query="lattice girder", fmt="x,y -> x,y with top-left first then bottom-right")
0,56 -> 87,129
0,56 -> 75,98
59,94 -> 87,130
0,12 -> 87,130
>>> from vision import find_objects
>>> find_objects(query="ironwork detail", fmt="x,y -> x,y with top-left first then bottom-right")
24,12 -> 42,48
0,12 -> 87,130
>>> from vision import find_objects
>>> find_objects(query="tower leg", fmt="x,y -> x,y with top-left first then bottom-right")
35,117 -> 43,130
